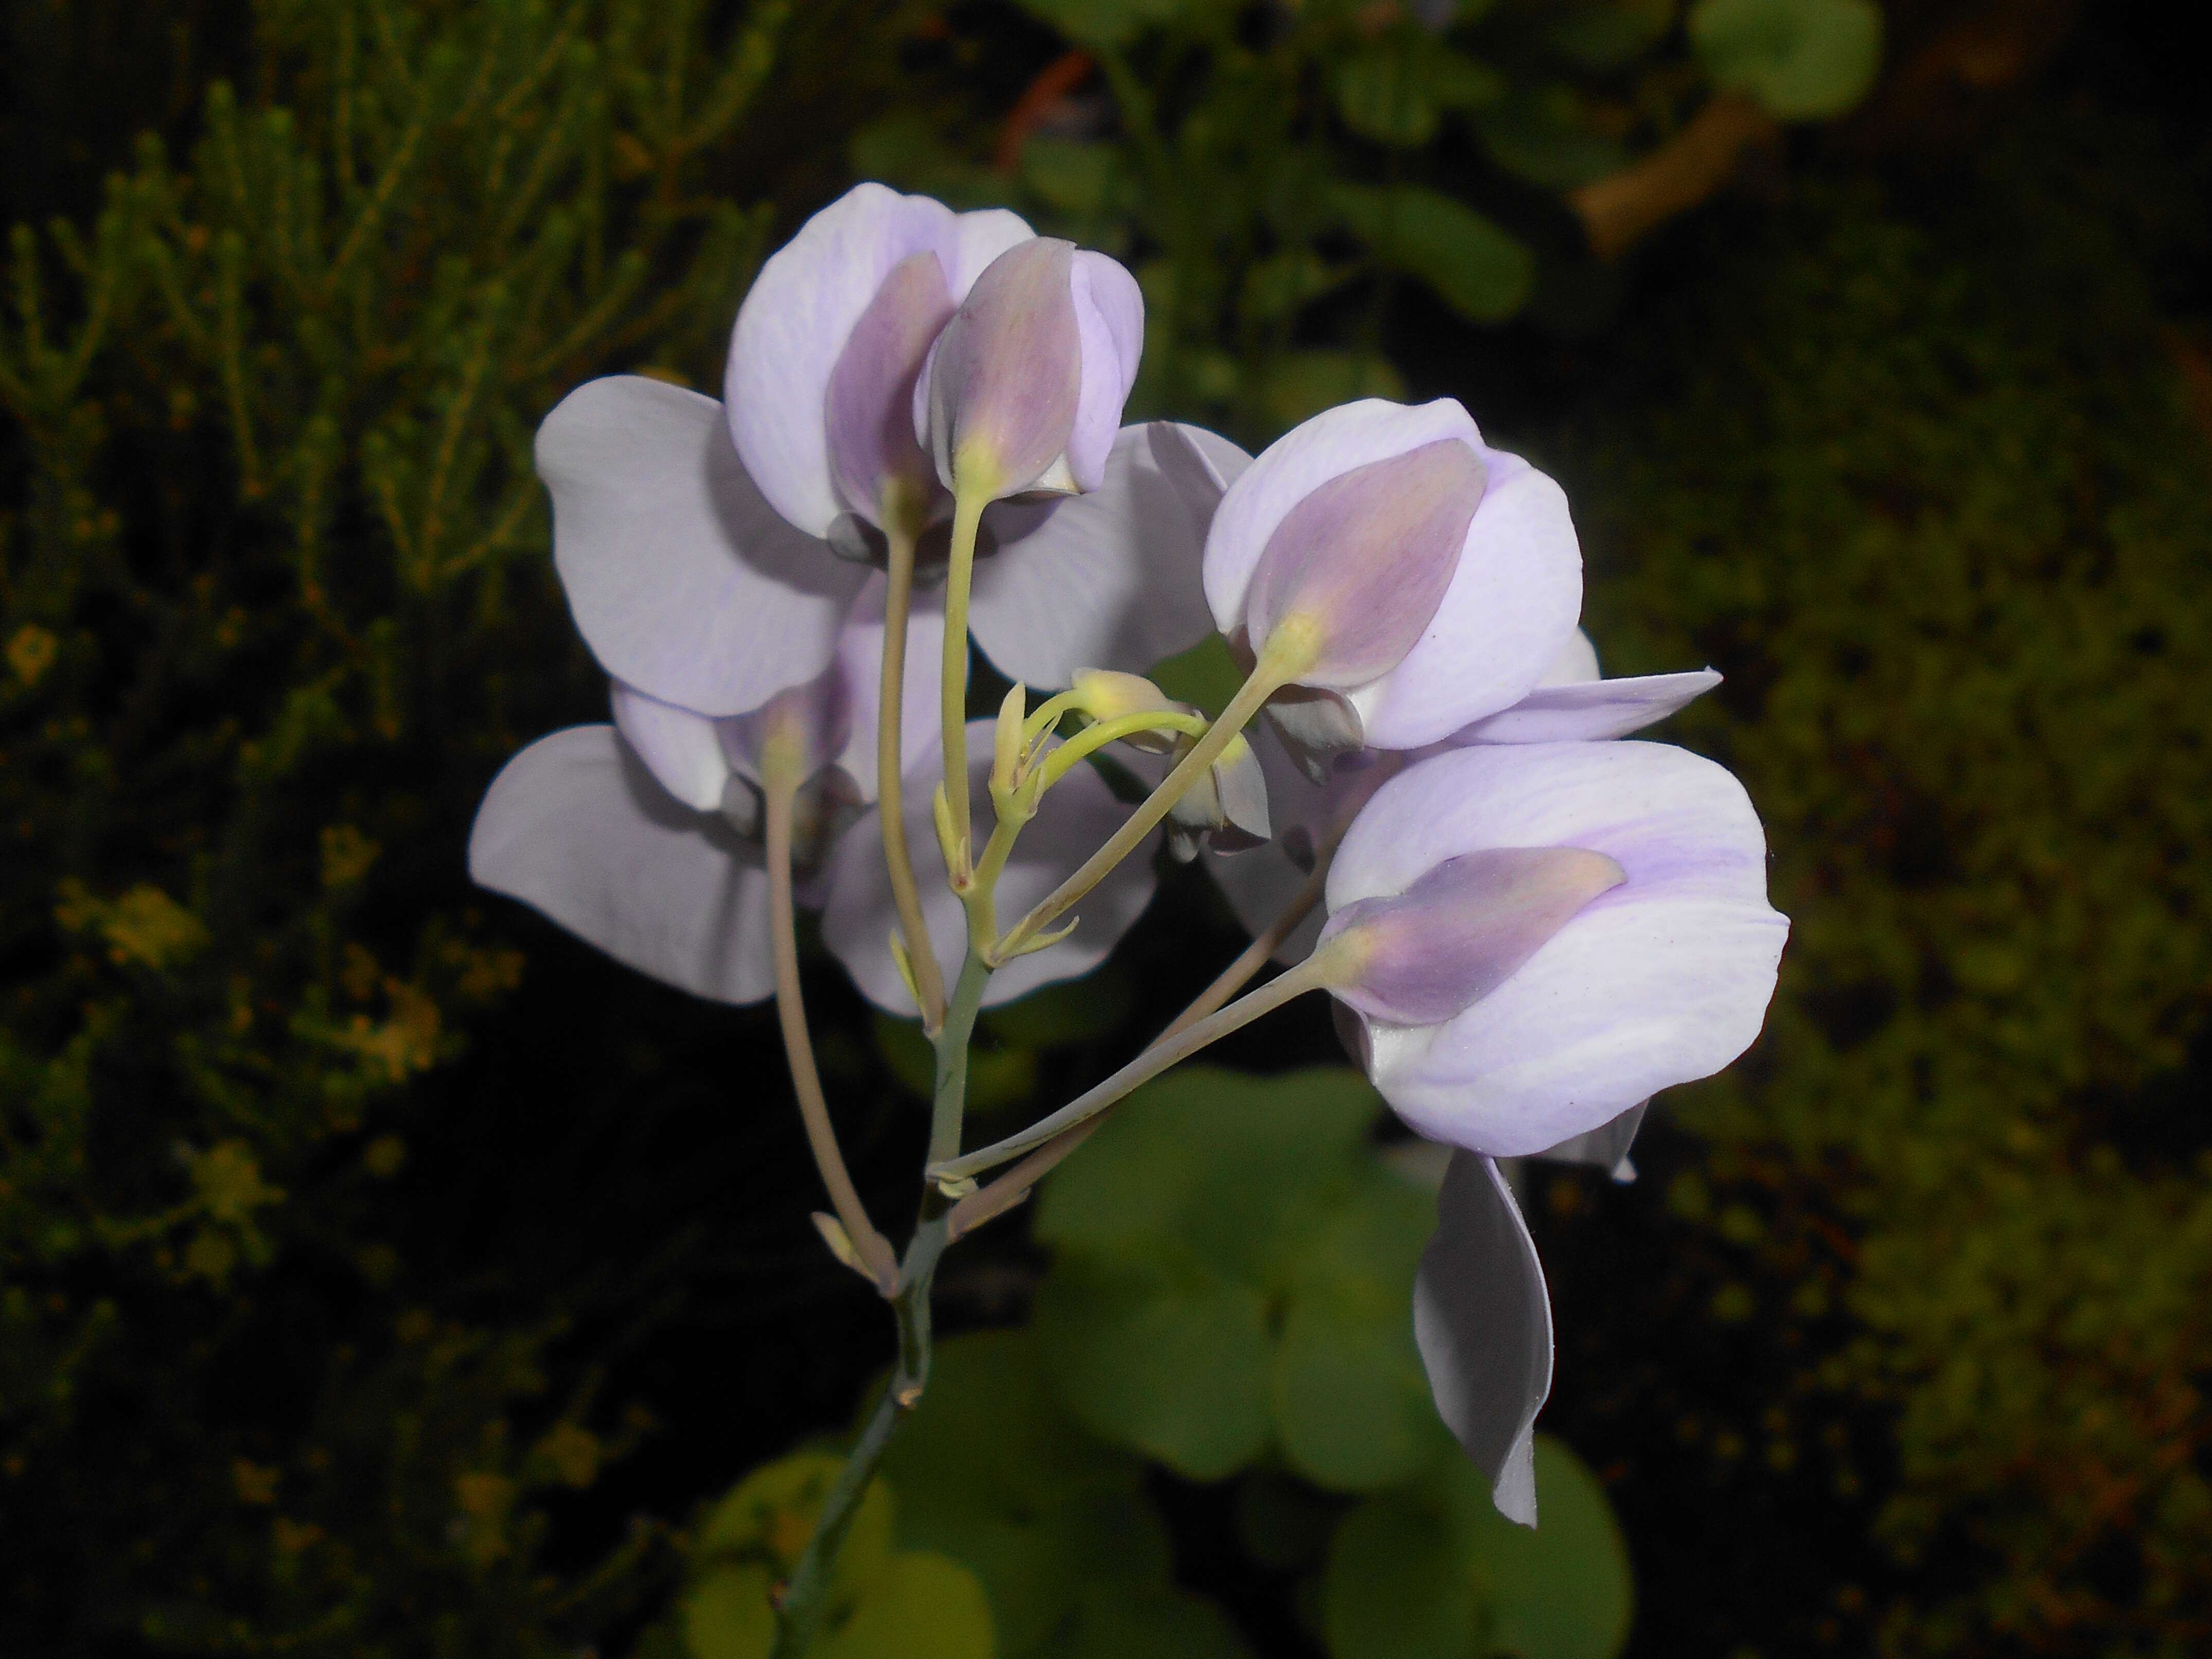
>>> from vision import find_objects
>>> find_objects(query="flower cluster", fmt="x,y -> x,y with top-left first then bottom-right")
470,184 -> 1787,1547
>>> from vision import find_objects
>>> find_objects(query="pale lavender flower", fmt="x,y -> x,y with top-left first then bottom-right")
1201,398 -> 1584,773
919,237 -> 1145,499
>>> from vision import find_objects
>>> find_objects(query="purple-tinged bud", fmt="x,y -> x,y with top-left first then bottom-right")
824,250 -> 954,529
1242,438 -> 1486,689
922,240 -> 1144,500
1320,846 -> 1624,1023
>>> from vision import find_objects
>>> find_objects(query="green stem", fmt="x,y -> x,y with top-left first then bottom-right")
996,643 -> 1301,960
930,942 -> 1348,1186
769,949 -> 992,1658
876,516 -> 947,1029
939,488 -> 988,868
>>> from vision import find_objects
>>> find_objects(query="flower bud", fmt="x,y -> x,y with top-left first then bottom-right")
921,239 -> 1144,500
823,249 -> 954,531
1161,730 -> 1271,861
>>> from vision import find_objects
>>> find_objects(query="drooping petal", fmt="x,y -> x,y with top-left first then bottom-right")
1354,448 -> 1584,747
1446,669 -> 1721,745
970,422 -> 1250,686
923,239 -> 1083,498
1323,845 -> 1625,1025
1413,1152 -> 1552,1526
727,183 -> 1032,537
824,249 -> 955,524
1242,438 -> 1488,689
540,376 -> 865,717
1534,1101 -> 1647,1182
469,726 -> 775,1004
821,722 -> 1160,1015
831,575 -> 948,802
1063,252 -> 1146,491
1330,742 -> 1788,1155
1202,398 -> 1480,634
609,682 -> 732,812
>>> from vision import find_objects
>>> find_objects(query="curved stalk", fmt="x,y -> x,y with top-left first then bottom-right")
930,942 -> 1348,1186
876,520 -> 947,1030
769,950 -> 992,1658
947,855 -> 1336,1240
764,769 -> 898,1291
995,644 -> 1301,960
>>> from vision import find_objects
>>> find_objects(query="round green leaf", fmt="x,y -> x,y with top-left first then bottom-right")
1058,1584 -> 1252,1658
1689,0 -> 1883,120
1035,1254 -> 1273,1479
682,1563 -> 777,1659
1322,1488 -> 1475,1659
1326,183 -> 1533,323
1459,1438 -> 1635,1659
817,1551 -> 996,1659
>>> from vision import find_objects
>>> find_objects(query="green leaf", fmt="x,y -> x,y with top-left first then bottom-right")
1319,1436 -> 1635,1659
1475,88 -> 1631,190
1018,138 -> 1124,220
1055,1585 -> 1252,1658
1689,0 -> 1883,120
817,1551 -> 996,1659
1148,633 -> 1246,719
1036,1068 -> 1446,1488
982,970 -> 1135,1050
1542,1 -> 1675,72
1322,1486 -> 1474,1659
1035,1253 -> 1275,1479
873,1013 -> 1038,1114
1334,44 -> 1441,148
1460,1438 -> 1635,1659
697,1452 -> 894,1594
682,1564 -> 778,1659
1259,351 -> 1407,432
1326,183 -> 1533,323
1017,0 -> 1190,47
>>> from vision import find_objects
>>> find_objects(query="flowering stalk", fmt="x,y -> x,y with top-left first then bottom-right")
771,948 -> 992,1657
876,510 -> 948,1029
937,481 -> 992,876
995,625 -> 1316,959
930,932 -> 1356,1187
762,744 -> 898,1291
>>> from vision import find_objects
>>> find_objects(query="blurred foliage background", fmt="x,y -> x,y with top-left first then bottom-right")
1,0 -> 2206,1654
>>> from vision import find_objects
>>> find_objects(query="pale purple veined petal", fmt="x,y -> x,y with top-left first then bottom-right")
1541,629 -> 1601,687
1444,669 -> 1721,746
831,574 -> 947,802
468,725 -> 775,1005
1242,438 -> 1488,689
824,249 -> 956,525
1353,448 -> 1584,747
924,239 -> 1083,498
1533,1101 -> 1648,1182
723,664 -> 852,791
969,422 -> 1250,687
609,681 -> 733,812
1062,252 -> 1146,491
541,376 -> 865,717
1413,1152 -> 1552,1526
727,184 -> 1034,537
1323,845 -> 1625,1025
1330,742 -> 1787,1155
821,721 -> 1160,1015
1201,398 -> 1480,633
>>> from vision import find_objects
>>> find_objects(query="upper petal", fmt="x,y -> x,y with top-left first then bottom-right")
969,422 -> 1249,687
727,185 -> 1033,537
820,722 -> 1161,1015
1354,449 -> 1584,748
1202,398 -> 1480,634
468,725 -> 775,1004
1063,251 -> 1146,492
1412,1152 -> 1552,1526
541,376 -> 865,717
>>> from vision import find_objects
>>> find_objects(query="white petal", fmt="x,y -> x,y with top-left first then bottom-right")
608,682 -> 732,811
541,376 -> 864,717
1413,1153 -> 1552,1526
970,422 -> 1249,687
469,726 -> 775,1004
